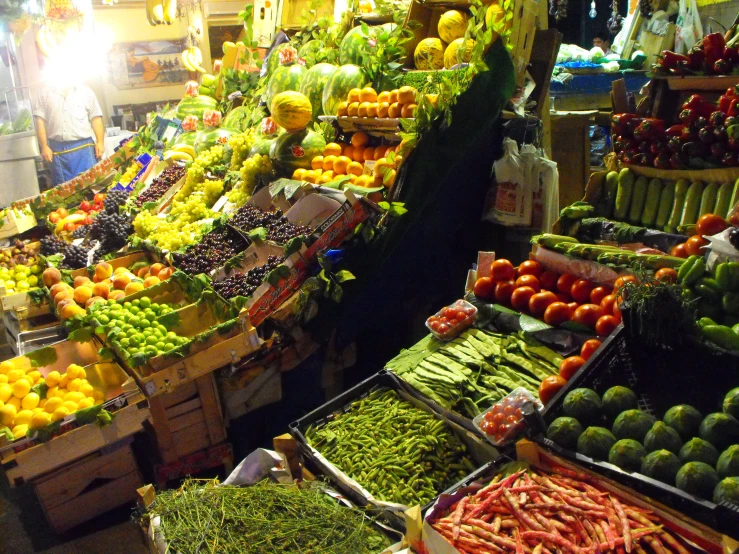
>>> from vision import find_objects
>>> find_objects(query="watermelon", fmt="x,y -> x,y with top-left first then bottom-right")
339,26 -> 376,65
222,107 -> 251,131
298,40 -> 325,63
250,137 -> 276,157
321,64 -> 367,117
265,64 -> 307,112
172,131 -> 198,148
269,129 -> 326,175
266,43 -> 293,77
414,38 -> 445,70
175,95 -> 219,120
299,63 -> 339,120
194,127 -> 238,154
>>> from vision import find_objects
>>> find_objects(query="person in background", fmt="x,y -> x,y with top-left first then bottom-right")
593,31 -> 613,56
33,84 -> 105,186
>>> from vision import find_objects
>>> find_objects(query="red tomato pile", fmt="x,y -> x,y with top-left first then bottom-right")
426,300 -> 477,339
537,339 -> 604,404
670,213 -> 731,259
473,259 -> 623,335
477,390 -> 532,444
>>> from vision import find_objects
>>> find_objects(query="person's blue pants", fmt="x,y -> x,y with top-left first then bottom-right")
48,137 -> 97,186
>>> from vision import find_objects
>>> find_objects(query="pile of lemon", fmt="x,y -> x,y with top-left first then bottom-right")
0,360 -> 104,440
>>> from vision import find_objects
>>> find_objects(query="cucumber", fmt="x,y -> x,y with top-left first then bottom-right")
699,182 -> 719,217
614,168 -> 634,221
597,171 -> 619,218
641,178 -> 663,227
731,178 -> 739,215
715,182 -> 733,219
629,176 -> 649,224
655,181 -> 675,229
666,179 -> 690,232
680,181 -> 704,226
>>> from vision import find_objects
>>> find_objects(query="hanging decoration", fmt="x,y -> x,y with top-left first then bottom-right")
608,0 -> 624,33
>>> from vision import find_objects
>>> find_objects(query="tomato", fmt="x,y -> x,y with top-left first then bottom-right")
555,292 -> 572,303
438,322 -> 451,334
570,279 -> 594,304
589,286 -> 612,306
536,270 -> 557,291
573,304 -> 605,328
559,356 -> 585,380
543,302 -> 572,325
600,294 -> 616,315
539,375 -> 567,405
515,274 -> 540,292
442,307 -> 456,318
670,243 -> 689,258
491,259 -> 515,281
557,274 -> 578,295
567,302 -> 579,312
595,314 -> 620,336
529,291 -> 558,316
517,260 -> 542,278
480,420 -> 497,434
685,235 -> 709,256
505,414 -> 519,425
696,214 -> 729,236
613,299 -> 622,320
655,267 -> 678,283
580,338 -> 602,361
613,275 -> 637,291
503,404 -> 516,416
492,412 -> 505,425
494,280 -> 516,304
510,286 -> 537,312
473,277 -> 495,300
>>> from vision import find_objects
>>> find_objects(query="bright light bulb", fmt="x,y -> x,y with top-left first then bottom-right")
589,0 -> 597,18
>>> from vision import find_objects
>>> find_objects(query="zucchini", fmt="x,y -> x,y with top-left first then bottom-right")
715,182 -> 733,219
666,179 -> 690,232
614,168 -> 634,220
731,178 -> 739,216
641,178 -> 663,227
655,181 -> 675,229
597,171 -> 619,217
699,182 -> 719,217
629,176 -> 649,224
680,181 -> 704,226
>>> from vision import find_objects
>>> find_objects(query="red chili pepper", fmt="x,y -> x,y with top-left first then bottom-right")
719,95 -> 735,113
729,98 -> 739,117
683,94 -> 717,118
611,113 -> 637,136
679,108 -> 698,125
659,50 -> 690,69
687,49 -> 706,70
665,124 -> 686,137
704,33 -> 727,59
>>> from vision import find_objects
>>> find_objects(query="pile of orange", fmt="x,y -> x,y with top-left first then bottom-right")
336,86 -> 418,119
293,132 -> 401,189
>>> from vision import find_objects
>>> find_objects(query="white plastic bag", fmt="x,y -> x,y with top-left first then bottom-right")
482,138 -> 531,226
520,145 -> 560,232
675,0 -> 703,54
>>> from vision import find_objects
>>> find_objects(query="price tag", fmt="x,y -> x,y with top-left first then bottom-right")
363,160 -> 375,176
212,195 -> 229,212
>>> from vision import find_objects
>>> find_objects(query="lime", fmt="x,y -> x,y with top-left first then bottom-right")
119,338 -> 130,348
146,336 -> 158,346
130,306 -> 140,315
132,299 -> 140,307
140,297 -> 151,309
145,345 -> 158,356
128,347 -> 139,355
123,302 -> 132,310
107,299 -> 116,305
164,342 -> 176,352
97,315 -> 110,325
127,317 -> 139,328
131,334 -> 144,346
145,312 -> 157,322
157,325 -> 168,335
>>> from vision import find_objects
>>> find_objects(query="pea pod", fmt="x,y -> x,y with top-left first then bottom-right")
701,324 -> 739,351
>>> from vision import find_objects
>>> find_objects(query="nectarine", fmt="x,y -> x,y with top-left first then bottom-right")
158,267 -> 173,281
149,263 -> 164,276
73,286 -> 92,306
137,266 -> 150,278
53,290 -> 74,306
73,276 -> 91,288
42,267 -> 62,288
143,276 -> 160,289
112,273 -> 131,290
108,290 -> 125,301
124,282 -> 144,295
94,262 -> 113,280
85,296 -> 105,308
92,282 -> 110,299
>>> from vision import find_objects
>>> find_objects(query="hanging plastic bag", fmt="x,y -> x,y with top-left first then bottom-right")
675,0 -> 703,54
482,138 -> 531,226
520,145 -> 560,232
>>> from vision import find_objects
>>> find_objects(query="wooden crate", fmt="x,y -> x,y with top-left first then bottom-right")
33,440 -> 143,534
0,290 -> 46,312
0,209 -> 37,239
147,374 -> 227,464
69,250 -> 168,281
3,304 -> 55,337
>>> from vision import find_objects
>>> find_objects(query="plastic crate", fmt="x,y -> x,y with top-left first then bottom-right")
288,370 -> 497,526
533,325 -> 739,536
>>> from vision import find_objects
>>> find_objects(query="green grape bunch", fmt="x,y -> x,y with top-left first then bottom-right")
227,154 -> 273,207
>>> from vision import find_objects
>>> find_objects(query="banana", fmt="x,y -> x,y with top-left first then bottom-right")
35,27 -> 55,57
170,144 -> 195,158
181,50 -> 196,71
152,2 -> 165,24
163,151 -> 193,162
55,214 -> 86,233
190,46 -> 203,65
162,0 -> 176,24
145,0 -> 157,25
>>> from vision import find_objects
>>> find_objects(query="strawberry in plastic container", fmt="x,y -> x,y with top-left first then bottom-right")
184,80 -> 200,97
203,110 -> 222,128
181,115 -> 199,132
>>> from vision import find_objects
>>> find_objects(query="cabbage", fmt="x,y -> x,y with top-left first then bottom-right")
590,47 -> 605,62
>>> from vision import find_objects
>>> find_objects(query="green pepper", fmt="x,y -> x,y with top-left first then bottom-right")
696,277 -> 723,303
716,262 -> 732,291
729,262 -> 739,292
724,292 -> 739,315
682,288 -> 698,302
698,317 -> 718,328
678,255 -> 706,285
698,299 -> 723,320
702,324 -> 739,351
733,323 -> 739,335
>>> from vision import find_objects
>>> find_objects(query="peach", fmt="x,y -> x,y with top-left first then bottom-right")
143,276 -> 160,289
108,290 -> 125,301
149,263 -> 164,276
94,262 -> 113,280
137,266 -> 150,278
85,296 -> 106,309
114,267 -> 128,276
60,303 -> 85,320
92,282 -> 110,299
42,267 -> 62,287
49,282 -> 71,299
112,273 -> 131,290
53,290 -> 74,306
73,286 -> 92,306
158,267 -> 173,281
56,298 -> 75,315
124,282 -> 144,295
73,276 -> 91,288
92,275 -> 102,283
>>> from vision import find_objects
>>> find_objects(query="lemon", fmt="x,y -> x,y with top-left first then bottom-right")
29,412 -> 51,429
32,407 -> 42,415
67,378 -> 81,392
21,392 -> 39,410
93,390 -> 105,404
14,409 -> 32,426
0,384 -> 11,403
26,371 -> 41,383
62,401 -> 78,413
77,368 -> 87,380
11,424 -> 27,439
45,370 -> 60,388
51,407 -> 69,422
64,391 -> 84,404
66,364 -> 82,380
12,379 -> 30,399
77,397 -> 94,410
0,375 -> 7,384
0,404 -> 16,426
39,398 -> 46,409
46,386 -> 58,399
7,397 -> 21,411
0,360 -> 13,374
79,383 -> 94,397
58,375 -> 70,389
6,369 -> 23,383
44,397 -> 63,413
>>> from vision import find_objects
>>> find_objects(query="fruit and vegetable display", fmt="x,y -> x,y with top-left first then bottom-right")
336,86 -> 419,119
386,328 -> 562,419
428,464 -> 695,554
304,388 -> 477,506
134,165 -> 186,207
212,256 -> 284,300
546,384 -> 739,505
652,32 -> 739,77
0,361 -> 104,440
0,241 -> 43,294
171,225 -> 249,276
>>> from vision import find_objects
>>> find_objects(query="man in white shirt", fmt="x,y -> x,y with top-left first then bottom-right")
593,31 -> 613,56
33,84 -> 105,186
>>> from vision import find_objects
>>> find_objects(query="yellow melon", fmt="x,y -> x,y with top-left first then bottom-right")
414,38 -> 446,70
438,10 -> 468,44
444,38 -> 475,69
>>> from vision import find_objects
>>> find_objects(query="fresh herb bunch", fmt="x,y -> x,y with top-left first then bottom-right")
147,479 -> 392,554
